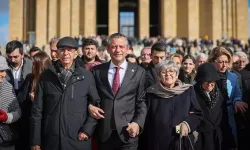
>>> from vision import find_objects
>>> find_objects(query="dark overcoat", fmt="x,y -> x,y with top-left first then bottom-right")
146,87 -> 202,150
30,61 -> 100,150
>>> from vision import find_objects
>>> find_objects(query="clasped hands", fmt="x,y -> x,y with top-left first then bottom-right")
88,104 -> 140,137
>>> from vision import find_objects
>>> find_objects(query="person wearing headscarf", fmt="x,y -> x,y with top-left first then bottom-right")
146,59 -> 202,150
194,63 -> 234,150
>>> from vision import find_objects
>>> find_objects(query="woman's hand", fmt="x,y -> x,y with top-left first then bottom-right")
88,104 -> 105,119
179,122 -> 189,137
30,92 -> 35,101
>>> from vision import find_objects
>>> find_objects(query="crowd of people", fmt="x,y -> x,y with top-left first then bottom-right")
0,33 -> 249,150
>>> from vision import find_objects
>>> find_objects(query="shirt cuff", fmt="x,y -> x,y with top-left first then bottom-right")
5,113 -> 13,124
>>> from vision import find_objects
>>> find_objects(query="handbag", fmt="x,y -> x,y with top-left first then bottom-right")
0,122 -> 15,145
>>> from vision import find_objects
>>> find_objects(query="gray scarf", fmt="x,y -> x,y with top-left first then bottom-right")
147,79 -> 192,98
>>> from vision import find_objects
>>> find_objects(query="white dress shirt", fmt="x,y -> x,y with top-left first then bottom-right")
11,60 -> 23,90
108,60 -> 128,87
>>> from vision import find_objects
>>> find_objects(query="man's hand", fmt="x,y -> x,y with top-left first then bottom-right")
235,101 -> 248,113
88,104 -> 105,119
126,122 -> 140,137
78,132 -> 89,141
31,145 -> 41,150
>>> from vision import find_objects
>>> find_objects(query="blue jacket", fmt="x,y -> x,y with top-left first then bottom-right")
227,71 -> 242,108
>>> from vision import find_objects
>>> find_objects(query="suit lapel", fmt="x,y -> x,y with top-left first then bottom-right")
100,62 -> 115,97
116,63 -> 135,97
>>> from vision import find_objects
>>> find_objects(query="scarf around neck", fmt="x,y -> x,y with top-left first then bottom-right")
147,79 -> 192,98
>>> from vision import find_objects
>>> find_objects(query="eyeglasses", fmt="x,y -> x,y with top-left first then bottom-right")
215,60 -> 229,65
58,47 -> 75,54
160,69 -> 176,75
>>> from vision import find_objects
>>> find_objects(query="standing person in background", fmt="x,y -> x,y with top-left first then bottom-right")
170,53 -> 183,69
208,46 -> 248,150
179,55 -> 196,84
145,42 -> 167,88
16,52 -> 51,150
81,38 -> 105,71
0,56 -> 22,150
29,47 -> 41,60
140,47 -> 151,68
5,40 -> 32,95
49,38 -> 60,65
195,53 -> 208,70
88,33 -> 147,150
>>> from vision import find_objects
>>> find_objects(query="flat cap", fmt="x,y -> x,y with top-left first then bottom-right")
57,37 -> 78,49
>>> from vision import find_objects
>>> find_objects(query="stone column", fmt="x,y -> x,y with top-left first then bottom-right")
227,0 -> 233,37
138,0 -> 149,39
108,0 -> 118,35
48,0 -> 58,41
177,0 -> 199,39
222,0 -> 227,37
211,0 -> 222,41
83,0 -> 96,36
36,0 -> 48,47
9,0 -> 24,41
199,0 -> 222,42
59,0 -> 71,37
236,0 -> 248,41
232,0 -> 237,37
71,0 -> 80,37
187,0 -> 199,40
160,0 -> 177,37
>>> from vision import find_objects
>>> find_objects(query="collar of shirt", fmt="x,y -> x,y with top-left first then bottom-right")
109,60 -> 128,70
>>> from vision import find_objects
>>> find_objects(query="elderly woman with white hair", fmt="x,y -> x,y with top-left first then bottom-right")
0,56 -> 21,150
146,59 -> 202,150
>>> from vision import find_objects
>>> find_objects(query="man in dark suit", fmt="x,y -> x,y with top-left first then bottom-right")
89,33 -> 147,150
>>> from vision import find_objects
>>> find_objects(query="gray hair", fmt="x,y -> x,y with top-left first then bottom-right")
49,38 -> 60,46
196,53 -> 208,60
235,51 -> 249,63
107,33 -> 129,46
155,59 -> 180,76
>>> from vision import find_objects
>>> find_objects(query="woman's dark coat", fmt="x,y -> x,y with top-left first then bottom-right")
16,73 -> 33,150
194,84 -> 235,150
146,87 -> 202,150
30,61 -> 100,150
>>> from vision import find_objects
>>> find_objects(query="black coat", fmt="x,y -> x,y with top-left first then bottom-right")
30,61 -> 100,150
146,87 -> 202,150
16,74 -> 33,150
92,62 -> 147,143
194,84 -> 234,150
145,62 -> 158,89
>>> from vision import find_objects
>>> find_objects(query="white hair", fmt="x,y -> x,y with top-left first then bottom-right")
235,51 -> 249,63
196,53 -> 208,60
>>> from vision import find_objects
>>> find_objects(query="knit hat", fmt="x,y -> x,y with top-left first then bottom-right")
0,56 -> 9,71
195,62 -> 220,82
57,37 -> 78,49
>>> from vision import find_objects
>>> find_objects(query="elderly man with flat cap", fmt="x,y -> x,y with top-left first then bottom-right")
30,37 -> 100,150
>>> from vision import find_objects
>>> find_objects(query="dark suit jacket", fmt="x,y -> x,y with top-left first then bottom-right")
145,62 -> 158,89
92,61 -> 147,143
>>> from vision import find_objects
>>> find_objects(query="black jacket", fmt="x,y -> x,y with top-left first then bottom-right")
30,61 -> 100,150
145,62 -> 158,89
